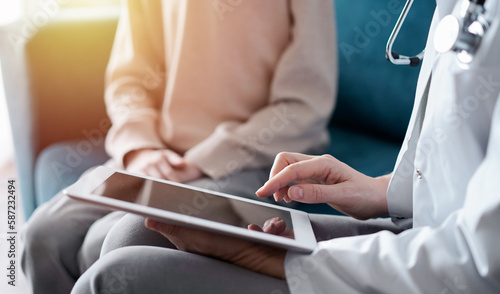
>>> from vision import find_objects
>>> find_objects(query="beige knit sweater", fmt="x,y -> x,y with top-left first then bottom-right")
104,0 -> 337,179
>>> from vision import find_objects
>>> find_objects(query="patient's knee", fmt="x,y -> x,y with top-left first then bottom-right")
101,213 -> 174,256
73,247 -> 142,294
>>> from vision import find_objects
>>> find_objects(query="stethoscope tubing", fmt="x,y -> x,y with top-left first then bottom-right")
388,0 -> 490,67
386,0 -> 425,66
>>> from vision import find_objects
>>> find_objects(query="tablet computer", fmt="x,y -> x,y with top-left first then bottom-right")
64,166 -> 317,253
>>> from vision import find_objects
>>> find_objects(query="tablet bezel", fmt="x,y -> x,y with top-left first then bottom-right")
64,166 -> 317,253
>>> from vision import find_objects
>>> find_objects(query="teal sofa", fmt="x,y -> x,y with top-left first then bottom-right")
302,0 -> 436,213
0,1 -> 436,219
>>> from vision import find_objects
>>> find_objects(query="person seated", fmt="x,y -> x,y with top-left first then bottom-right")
71,0 -> 500,292
20,1 -> 337,293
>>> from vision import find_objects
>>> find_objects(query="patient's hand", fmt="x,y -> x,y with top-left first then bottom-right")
145,218 -> 286,279
125,149 -> 203,183
248,217 -> 294,239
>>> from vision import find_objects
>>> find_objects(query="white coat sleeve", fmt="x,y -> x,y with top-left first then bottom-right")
284,95 -> 500,293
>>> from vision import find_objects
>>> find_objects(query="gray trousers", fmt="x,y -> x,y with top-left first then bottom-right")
21,160 -> 273,294
71,215 -> 407,294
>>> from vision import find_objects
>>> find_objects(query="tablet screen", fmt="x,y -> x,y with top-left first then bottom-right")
92,172 -> 294,239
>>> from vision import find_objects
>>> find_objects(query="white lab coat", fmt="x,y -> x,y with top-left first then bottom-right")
284,0 -> 500,292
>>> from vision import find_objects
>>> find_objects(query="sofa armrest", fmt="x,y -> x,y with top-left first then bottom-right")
0,7 -> 119,219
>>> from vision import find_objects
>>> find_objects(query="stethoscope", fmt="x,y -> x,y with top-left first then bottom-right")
386,0 -> 491,66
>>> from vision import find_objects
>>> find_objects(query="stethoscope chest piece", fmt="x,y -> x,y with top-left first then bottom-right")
434,15 -> 462,53
433,0 -> 490,64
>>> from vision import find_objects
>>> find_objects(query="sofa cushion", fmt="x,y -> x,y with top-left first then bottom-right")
327,125 -> 402,177
332,0 -> 436,141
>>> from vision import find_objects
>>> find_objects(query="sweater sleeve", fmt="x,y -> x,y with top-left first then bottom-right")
284,92 -> 500,294
184,0 -> 338,179
104,0 -> 167,167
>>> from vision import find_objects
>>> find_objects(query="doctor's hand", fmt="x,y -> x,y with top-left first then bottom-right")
256,152 -> 390,220
145,219 -> 286,279
124,149 -> 203,183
